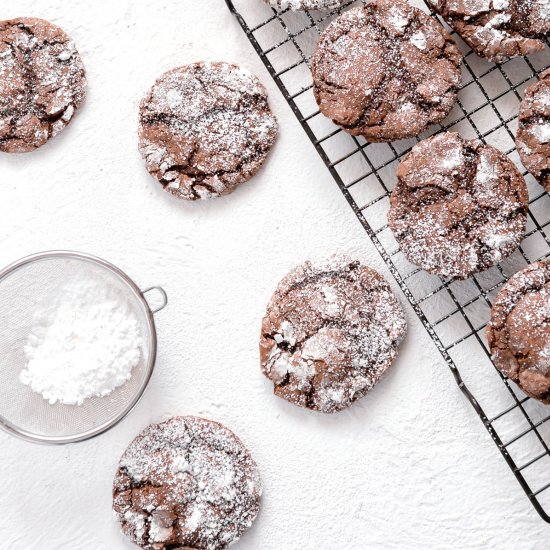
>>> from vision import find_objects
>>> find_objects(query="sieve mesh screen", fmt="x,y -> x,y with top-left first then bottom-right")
0,253 -> 156,443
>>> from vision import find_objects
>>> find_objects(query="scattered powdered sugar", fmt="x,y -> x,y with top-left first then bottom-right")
482,232 -> 517,262
483,232 -> 516,251
536,88 -> 550,108
538,0 -> 550,19
475,149 -> 499,185
410,30 -> 427,50
19,273 -> 142,406
492,0 -> 510,9
530,123 -> 550,144
149,518 -> 173,544
441,141 -> 464,171
124,511 -> 146,541
387,5 -> 410,32
113,416 -> 261,550
445,0 -> 492,15
485,12 -> 511,29
320,285 -> 341,315
398,102 -> 415,113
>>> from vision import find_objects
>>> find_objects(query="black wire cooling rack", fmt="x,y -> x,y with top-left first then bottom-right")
225,0 -> 550,522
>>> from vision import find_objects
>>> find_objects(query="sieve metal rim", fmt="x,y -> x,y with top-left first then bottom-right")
0,250 -> 166,445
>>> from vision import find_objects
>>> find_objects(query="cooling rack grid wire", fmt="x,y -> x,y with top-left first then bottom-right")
226,0 -> 550,522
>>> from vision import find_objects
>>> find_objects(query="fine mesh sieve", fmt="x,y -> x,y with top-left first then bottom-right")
0,251 -> 167,445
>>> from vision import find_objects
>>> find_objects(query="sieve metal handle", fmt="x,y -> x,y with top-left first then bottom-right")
142,286 -> 168,314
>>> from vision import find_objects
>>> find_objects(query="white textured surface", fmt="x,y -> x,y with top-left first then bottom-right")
0,1 -> 548,548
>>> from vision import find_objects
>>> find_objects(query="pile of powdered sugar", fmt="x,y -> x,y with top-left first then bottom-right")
19,274 -> 143,406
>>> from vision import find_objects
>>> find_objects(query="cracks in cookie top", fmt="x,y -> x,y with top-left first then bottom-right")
487,259 -> 550,403
311,0 -> 462,142
113,416 -> 261,550
388,132 -> 529,279
259,256 -> 407,413
516,68 -> 550,192
138,61 -> 278,200
429,0 -> 550,62
0,17 -> 86,153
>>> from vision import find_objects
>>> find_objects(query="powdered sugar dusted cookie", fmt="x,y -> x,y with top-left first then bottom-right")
311,0 -> 462,142
429,0 -> 550,63
265,0 -> 346,11
138,62 -> 278,200
516,69 -> 550,192
260,257 -> 407,413
487,259 -> 550,403
388,133 -> 528,279
0,17 -> 86,153
113,416 -> 261,550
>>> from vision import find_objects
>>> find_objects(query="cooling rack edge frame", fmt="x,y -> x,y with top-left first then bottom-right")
225,0 -> 550,524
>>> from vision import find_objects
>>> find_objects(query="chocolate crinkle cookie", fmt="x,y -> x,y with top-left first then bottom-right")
0,17 -> 86,153
260,257 -> 407,413
113,416 -> 261,550
264,0 -> 347,11
388,132 -> 528,279
487,259 -> 550,404
516,69 -> 550,192
138,62 -> 278,200
429,0 -> 550,63
311,0 -> 462,142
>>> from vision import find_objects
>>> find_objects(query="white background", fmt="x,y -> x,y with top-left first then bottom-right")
1,1 -> 549,548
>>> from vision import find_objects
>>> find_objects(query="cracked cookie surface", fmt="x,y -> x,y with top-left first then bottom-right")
487,259 -> 550,403
264,0 -> 347,11
311,0 -> 462,142
0,17 -> 86,153
429,0 -> 550,63
113,416 -> 261,550
388,132 -> 528,279
516,69 -> 550,192
138,61 -> 278,200
260,257 -> 407,413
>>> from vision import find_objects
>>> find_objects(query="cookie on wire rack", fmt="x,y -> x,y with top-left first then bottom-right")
0,17 -> 86,153
113,416 -> 261,550
260,256 -> 407,413
311,0 -> 462,142
487,259 -> 550,404
388,132 -> 529,280
516,69 -> 550,193
139,61 -> 278,200
428,0 -> 550,63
